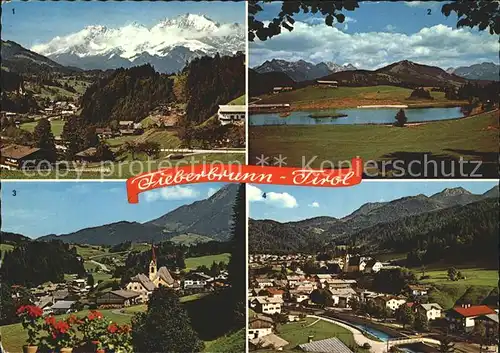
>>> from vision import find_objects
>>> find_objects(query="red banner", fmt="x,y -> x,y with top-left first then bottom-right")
126,157 -> 363,203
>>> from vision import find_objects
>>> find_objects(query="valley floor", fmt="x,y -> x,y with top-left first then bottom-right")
255,85 -> 467,110
249,110 -> 498,177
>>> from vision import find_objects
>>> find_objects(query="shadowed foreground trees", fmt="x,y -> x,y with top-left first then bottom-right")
132,287 -> 204,353
249,0 -> 499,41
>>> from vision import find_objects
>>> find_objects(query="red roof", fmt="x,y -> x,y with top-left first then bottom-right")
452,305 -> 495,317
267,288 -> 285,295
406,302 -> 415,307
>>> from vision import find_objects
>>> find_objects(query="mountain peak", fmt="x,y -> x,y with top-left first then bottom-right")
158,13 -> 219,31
435,187 -> 472,197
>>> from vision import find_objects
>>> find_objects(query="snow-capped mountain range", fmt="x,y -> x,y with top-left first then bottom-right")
253,59 -> 357,82
31,14 -> 244,73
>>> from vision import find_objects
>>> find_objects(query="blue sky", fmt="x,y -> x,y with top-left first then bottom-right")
250,1 -> 499,69
249,181 -> 498,222
1,182 -> 228,238
1,1 -> 246,48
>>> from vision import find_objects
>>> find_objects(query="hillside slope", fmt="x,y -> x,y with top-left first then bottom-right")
38,184 -> 238,245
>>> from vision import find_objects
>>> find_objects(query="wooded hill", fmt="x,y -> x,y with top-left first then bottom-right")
1,40 -> 80,75
1,240 -> 86,287
249,186 -> 499,260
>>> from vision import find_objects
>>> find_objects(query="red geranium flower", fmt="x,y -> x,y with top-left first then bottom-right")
107,323 -> 118,334
54,320 -> 70,334
45,315 -> 56,326
87,310 -> 104,321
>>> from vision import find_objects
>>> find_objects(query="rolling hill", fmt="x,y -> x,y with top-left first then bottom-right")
248,68 -> 296,96
313,60 -> 467,89
1,40 -> 79,74
38,184 -> 238,245
249,185 -> 499,253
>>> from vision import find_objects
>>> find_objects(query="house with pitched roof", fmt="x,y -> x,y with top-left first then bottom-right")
415,303 -> 442,321
446,304 -> 496,332
125,245 -> 177,302
248,314 -> 274,340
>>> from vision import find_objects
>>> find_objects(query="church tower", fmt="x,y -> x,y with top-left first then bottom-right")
343,252 -> 350,273
149,244 -> 157,281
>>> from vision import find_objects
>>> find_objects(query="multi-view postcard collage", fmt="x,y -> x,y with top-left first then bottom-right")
0,1 -> 498,353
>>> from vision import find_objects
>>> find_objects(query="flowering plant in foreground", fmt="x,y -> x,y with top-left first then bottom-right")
105,323 -> 133,353
43,315 -> 79,349
16,305 -> 44,346
79,310 -> 108,345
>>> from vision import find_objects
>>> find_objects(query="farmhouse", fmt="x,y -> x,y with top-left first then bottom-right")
51,300 -> 76,315
407,284 -> 430,296
75,147 -> 99,163
249,333 -> 289,351
447,304 -> 496,333
248,315 -> 274,340
96,127 -> 115,138
96,290 -> 141,308
252,296 -> 283,315
273,86 -> 293,94
183,272 -> 212,289
416,303 -> 442,321
373,295 -> 406,311
364,259 -> 383,273
255,278 -> 274,289
316,80 -> 338,88
217,105 -> 246,126
328,287 -> 357,308
0,144 -> 47,170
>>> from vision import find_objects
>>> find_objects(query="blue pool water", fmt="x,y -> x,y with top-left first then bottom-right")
249,107 -> 463,125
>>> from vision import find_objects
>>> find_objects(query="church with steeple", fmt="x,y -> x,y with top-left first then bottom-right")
125,244 -> 178,302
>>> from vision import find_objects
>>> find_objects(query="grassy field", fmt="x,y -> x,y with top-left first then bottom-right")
257,85 -> 466,110
169,233 -> 214,245
228,95 -> 245,105
185,253 -> 231,271
72,244 -> 108,259
275,317 -> 368,352
418,267 -> 498,287
203,328 -> 244,353
105,134 -> 138,147
411,266 -> 499,309
20,119 -> 66,137
0,153 -> 245,179
249,109 -> 498,175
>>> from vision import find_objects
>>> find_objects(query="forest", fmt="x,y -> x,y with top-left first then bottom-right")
1,240 -> 86,287
351,198 -> 499,266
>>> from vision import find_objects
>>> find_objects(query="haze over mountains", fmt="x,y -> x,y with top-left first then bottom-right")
24,14 -> 244,73
253,59 -> 357,82
249,185 -> 499,254
25,184 -> 239,246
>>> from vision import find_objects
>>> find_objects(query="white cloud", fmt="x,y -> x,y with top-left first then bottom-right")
308,202 -> 320,208
385,24 -> 396,32
250,22 -> 498,69
248,184 -> 298,208
144,186 -> 200,202
207,187 -> 218,197
405,1 -> 441,8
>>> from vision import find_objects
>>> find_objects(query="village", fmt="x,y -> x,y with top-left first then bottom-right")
11,245 -> 230,318
248,253 -> 499,353
0,98 -> 246,173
